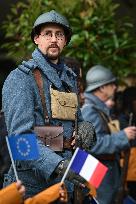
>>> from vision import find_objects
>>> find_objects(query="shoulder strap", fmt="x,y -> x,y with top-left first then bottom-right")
92,106 -> 111,133
33,69 -> 49,123
97,109 -> 110,123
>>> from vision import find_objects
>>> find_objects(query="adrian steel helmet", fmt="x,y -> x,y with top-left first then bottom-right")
31,10 -> 72,45
85,65 -> 117,92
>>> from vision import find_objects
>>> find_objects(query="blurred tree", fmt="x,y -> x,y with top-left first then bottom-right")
2,0 -> 136,79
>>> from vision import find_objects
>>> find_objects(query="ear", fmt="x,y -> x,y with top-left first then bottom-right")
63,35 -> 68,47
34,35 -> 39,45
63,38 -> 67,47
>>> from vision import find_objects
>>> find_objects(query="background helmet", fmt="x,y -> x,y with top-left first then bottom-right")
85,65 -> 117,92
31,10 -> 72,45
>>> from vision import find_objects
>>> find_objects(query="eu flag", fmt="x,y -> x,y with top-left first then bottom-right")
7,133 -> 39,160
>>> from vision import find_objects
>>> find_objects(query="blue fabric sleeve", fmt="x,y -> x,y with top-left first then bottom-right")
81,104 -> 130,154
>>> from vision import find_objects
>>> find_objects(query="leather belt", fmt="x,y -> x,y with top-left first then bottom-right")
96,154 -> 115,161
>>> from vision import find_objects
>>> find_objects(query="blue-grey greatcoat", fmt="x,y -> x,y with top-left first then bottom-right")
2,49 -> 83,200
81,93 -> 130,204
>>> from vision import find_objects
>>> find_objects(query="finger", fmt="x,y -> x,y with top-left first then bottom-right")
71,139 -> 75,146
19,185 -> 25,196
72,131 -> 75,137
16,180 -> 22,190
60,182 -> 65,188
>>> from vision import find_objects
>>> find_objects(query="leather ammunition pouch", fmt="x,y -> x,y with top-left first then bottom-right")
34,126 -> 63,152
34,126 -> 73,151
50,87 -> 78,121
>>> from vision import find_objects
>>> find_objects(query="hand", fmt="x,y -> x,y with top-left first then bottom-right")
71,131 -> 76,149
31,183 -> 67,203
56,160 -> 86,187
16,180 -> 25,197
59,183 -> 68,203
124,126 -> 136,140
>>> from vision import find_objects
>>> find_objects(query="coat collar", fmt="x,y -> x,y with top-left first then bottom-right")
84,92 -> 110,116
31,48 -> 75,89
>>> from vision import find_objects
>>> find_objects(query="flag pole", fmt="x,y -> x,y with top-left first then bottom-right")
93,197 -> 99,204
61,147 -> 79,183
6,136 -> 19,181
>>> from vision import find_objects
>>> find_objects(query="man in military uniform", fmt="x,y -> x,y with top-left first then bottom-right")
81,65 -> 136,204
2,10 -> 95,203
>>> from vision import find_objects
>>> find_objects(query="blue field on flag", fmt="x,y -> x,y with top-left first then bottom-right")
7,133 -> 39,160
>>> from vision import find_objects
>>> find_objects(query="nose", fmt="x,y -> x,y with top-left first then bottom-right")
51,33 -> 57,41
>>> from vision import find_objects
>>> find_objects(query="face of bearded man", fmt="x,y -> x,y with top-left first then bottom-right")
46,43 -> 61,61
34,24 -> 67,63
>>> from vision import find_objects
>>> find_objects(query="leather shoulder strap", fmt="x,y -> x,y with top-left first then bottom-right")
93,106 -> 111,133
33,69 -> 49,123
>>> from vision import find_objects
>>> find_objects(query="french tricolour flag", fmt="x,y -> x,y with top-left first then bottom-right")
70,148 -> 108,188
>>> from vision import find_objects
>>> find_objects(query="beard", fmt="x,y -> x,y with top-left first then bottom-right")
46,44 -> 61,60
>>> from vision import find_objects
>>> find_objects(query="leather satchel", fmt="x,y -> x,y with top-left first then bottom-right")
33,69 -> 64,152
34,126 -> 63,151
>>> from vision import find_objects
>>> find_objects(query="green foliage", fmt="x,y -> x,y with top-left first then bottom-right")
2,0 -> 136,79
2,0 -> 48,61
65,0 -> 136,78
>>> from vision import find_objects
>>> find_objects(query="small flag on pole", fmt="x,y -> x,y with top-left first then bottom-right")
70,148 -> 108,188
7,133 -> 39,160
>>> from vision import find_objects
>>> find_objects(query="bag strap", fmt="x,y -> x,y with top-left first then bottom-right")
33,69 -> 49,123
97,110 -> 110,123
92,106 -> 111,133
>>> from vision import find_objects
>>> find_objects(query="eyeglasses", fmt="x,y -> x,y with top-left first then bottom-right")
40,31 -> 65,40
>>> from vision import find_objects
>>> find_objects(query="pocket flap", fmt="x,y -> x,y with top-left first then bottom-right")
51,89 -> 78,108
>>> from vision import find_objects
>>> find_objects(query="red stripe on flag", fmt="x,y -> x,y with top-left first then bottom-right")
89,162 -> 108,188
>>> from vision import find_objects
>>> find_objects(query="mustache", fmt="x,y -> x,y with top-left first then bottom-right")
48,44 -> 59,48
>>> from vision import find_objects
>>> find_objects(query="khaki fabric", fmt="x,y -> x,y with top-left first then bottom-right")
50,88 -> 78,120
0,183 -> 23,204
108,119 -> 120,133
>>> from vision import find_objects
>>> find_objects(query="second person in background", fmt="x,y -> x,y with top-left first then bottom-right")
81,65 -> 136,204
